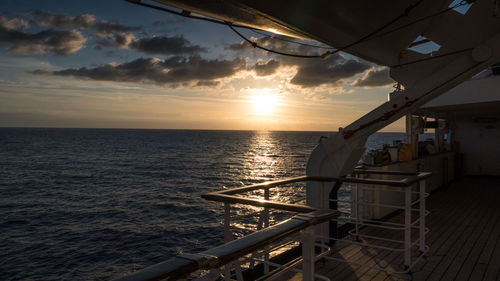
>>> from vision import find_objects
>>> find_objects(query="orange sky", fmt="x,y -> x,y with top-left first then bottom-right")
0,2 -> 404,132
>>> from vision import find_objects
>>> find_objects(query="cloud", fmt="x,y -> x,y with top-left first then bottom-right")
31,10 -> 140,34
94,20 -> 140,34
6,11 -> 206,56
226,36 -> 292,52
30,10 -> 141,49
226,36 -> 366,87
352,68 -> 394,87
96,32 -> 135,48
0,16 -> 29,30
31,56 -> 247,86
0,19 -> 86,55
284,54 -> 370,88
128,36 -> 206,55
251,59 -> 280,76
196,80 -> 221,87
31,10 -> 96,29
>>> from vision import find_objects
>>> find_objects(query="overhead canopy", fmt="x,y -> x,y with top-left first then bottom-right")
419,70 -> 500,117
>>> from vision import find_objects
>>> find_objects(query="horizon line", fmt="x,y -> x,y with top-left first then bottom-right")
0,126 -> 406,133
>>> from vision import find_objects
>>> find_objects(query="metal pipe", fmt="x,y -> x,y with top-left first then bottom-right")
328,181 -> 343,244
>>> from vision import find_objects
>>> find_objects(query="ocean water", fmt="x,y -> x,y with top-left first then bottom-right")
0,128 -> 404,280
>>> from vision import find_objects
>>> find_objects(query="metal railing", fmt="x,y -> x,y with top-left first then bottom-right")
115,170 -> 431,281
323,170 -> 431,273
114,210 -> 338,281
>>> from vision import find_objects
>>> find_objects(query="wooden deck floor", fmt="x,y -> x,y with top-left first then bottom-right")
295,177 -> 500,281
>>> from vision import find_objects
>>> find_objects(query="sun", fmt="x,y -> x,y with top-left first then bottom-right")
250,89 -> 279,115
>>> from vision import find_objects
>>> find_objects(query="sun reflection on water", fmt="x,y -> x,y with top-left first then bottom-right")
231,131 -> 308,238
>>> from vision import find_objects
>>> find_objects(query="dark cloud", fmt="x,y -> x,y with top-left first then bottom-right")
0,18 -> 86,55
225,36 -> 366,87
31,10 -> 140,34
226,41 -> 247,51
0,16 -> 29,30
94,21 -> 140,34
31,10 -> 96,29
128,36 -> 205,55
226,36 -> 291,52
32,56 -> 246,86
30,10 -> 140,49
225,35 -> 332,59
252,59 -> 280,76
283,54 -> 370,88
196,80 -> 221,87
352,68 -> 394,87
9,11 -> 205,56
96,32 -> 135,48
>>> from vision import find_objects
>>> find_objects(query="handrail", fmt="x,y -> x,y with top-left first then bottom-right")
114,209 -> 339,281
216,176 -> 308,195
115,169 -> 431,281
202,172 -> 432,213
202,193 -> 316,213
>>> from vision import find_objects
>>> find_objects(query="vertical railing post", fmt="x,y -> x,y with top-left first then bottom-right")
329,181 -> 342,244
263,188 -> 270,274
353,182 -> 360,240
301,225 -> 315,281
223,202 -> 243,281
223,203 -> 232,280
419,180 -> 426,253
224,203 -> 231,243
404,184 -> 412,270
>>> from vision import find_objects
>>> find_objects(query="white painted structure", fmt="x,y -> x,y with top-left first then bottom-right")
421,69 -> 500,176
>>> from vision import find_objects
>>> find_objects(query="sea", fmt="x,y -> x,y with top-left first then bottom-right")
0,128 -> 405,280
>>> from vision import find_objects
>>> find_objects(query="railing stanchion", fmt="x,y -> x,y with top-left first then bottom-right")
354,182 -> 360,240
301,225 -> 315,281
328,181 -> 342,244
224,203 -> 231,242
264,188 -> 270,274
419,180 -> 426,253
404,184 -> 412,270
223,203 -> 243,281
223,203 -> 232,280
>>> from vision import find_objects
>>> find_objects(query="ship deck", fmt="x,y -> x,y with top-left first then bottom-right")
294,177 -> 500,281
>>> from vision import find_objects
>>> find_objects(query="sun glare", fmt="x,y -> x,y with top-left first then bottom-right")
250,89 -> 279,115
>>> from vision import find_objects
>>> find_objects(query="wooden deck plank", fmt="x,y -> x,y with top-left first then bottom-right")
340,188 -> 463,281
313,177 -> 500,281
468,263 -> 488,281
422,181 -> 493,281
373,183 -> 480,281
318,224 -> 400,278
367,182 -> 470,281
477,209 -> 500,265
455,206 -> 500,281
405,201 -> 484,280
482,232 -> 500,281
377,186 -> 473,281
399,183 -> 485,281
438,200 -> 495,281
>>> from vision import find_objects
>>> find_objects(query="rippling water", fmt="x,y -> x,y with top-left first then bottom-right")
0,128 -> 404,280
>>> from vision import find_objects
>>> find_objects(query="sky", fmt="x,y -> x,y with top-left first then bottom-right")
0,0 -> 404,131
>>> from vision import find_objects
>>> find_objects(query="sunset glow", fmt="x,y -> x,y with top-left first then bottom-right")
250,89 -> 279,115
0,0 -> 403,131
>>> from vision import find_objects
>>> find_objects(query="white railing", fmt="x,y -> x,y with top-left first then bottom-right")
115,170 -> 431,281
